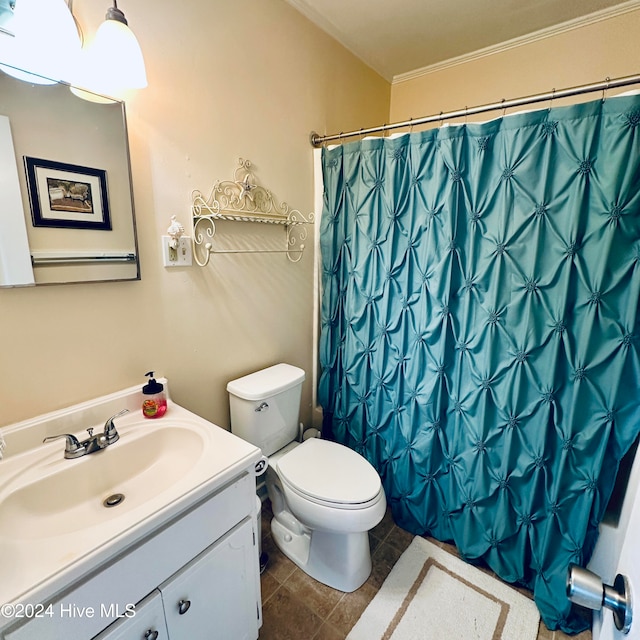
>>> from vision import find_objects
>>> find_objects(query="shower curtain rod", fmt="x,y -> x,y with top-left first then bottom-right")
309,73 -> 640,147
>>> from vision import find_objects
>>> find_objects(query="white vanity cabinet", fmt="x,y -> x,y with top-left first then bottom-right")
92,591 -> 168,640
94,518 -> 259,640
0,386 -> 263,640
160,518 -> 258,640
4,469 -> 262,640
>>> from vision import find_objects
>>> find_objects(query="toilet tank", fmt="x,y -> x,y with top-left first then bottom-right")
227,364 -> 305,456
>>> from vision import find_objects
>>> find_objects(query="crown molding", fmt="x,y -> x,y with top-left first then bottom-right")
393,0 -> 640,85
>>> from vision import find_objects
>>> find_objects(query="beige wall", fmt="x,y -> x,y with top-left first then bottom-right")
391,8 -> 640,124
0,0 -> 390,428
5,3 -> 636,432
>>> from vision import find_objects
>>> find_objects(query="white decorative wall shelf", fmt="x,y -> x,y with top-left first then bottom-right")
191,158 -> 314,266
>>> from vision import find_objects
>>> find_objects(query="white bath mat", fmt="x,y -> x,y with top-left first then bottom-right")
347,537 -> 540,640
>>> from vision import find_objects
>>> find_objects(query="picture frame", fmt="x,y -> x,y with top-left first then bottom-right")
24,156 -> 111,230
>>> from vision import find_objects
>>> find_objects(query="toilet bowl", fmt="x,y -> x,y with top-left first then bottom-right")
227,364 -> 386,592
268,438 -> 386,592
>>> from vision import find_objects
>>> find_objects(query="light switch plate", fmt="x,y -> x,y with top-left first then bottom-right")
162,235 -> 193,267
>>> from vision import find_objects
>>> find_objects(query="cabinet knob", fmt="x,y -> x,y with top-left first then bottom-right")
144,630 -> 159,640
178,599 -> 191,615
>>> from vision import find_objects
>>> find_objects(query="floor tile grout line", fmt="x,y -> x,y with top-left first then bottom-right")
318,589 -> 348,632
259,506 -> 588,640
260,580 -> 281,608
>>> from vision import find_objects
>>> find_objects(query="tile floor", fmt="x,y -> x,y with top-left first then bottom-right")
258,501 -> 592,640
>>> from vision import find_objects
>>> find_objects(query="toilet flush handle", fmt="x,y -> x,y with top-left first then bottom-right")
255,402 -> 269,412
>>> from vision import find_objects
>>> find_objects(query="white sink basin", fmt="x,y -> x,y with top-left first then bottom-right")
0,424 -> 204,540
0,390 -> 260,618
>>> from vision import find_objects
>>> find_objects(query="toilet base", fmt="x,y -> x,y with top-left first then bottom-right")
271,514 -> 372,592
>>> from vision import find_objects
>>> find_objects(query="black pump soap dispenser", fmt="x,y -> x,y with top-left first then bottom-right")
142,371 -> 167,418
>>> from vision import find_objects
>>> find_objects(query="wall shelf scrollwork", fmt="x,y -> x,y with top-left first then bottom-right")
191,158 -> 314,266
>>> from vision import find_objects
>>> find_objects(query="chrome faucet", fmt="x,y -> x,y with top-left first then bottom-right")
43,409 -> 129,459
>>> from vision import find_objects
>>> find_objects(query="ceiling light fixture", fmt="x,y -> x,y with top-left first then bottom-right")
71,0 -> 146,102
0,0 -> 80,85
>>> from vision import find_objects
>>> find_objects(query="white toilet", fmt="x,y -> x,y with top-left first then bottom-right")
227,363 -> 386,592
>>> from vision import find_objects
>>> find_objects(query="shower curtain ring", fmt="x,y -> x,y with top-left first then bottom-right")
409,117 -> 413,134
501,98 -> 507,117
439,112 -> 444,127
602,77 -> 611,102
464,106 -> 468,125
549,88 -> 555,112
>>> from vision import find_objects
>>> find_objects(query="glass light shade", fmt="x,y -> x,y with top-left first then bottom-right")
72,14 -> 146,99
0,0 -> 81,85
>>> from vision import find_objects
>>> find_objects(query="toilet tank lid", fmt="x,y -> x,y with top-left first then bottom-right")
227,363 -> 306,401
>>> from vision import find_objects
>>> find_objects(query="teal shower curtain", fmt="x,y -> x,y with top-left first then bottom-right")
318,94 -> 640,633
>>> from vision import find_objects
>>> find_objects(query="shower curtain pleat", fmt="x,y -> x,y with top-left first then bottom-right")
318,94 -> 640,633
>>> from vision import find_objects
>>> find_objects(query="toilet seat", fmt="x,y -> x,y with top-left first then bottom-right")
276,438 -> 382,509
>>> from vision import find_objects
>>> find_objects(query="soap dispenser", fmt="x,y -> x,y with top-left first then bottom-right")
142,372 -> 167,418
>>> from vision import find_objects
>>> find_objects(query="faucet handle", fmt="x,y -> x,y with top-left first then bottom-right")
43,433 -> 85,459
103,409 -> 129,444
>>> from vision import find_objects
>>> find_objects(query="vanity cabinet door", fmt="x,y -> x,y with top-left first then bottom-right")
160,518 -> 260,640
92,590 -> 168,640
